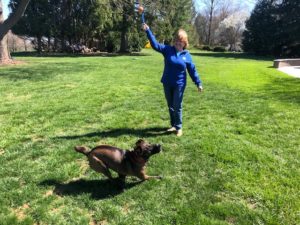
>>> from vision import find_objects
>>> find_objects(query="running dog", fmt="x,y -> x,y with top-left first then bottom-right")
74,139 -> 162,186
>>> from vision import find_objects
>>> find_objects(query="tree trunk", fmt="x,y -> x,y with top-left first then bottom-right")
207,0 -> 214,46
48,36 -> 51,52
120,30 -> 128,53
37,35 -> 42,53
0,0 -> 11,63
0,34 -> 12,63
24,38 -> 27,51
54,37 -> 57,52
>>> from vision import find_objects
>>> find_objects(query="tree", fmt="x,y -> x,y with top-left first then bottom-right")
11,0 -> 51,53
0,0 -> 30,64
194,0 -> 234,46
206,0 -> 219,45
242,0 -> 299,56
278,0 -> 300,56
146,0 -> 193,45
217,10 -> 248,51
243,0 -> 279,55
4,0 -> 196,54
194,0 -> 222,45
111,0 -> 194,52
194,13 -> 207,45
12,0 -> 114,52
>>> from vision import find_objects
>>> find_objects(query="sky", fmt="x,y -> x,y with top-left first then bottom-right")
194,0 -> 256,13
2,0 -> 9,19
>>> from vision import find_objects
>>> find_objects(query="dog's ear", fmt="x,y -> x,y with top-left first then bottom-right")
134,146 -> 143,155
134,139 -> 145,154
135,139 -> 144,147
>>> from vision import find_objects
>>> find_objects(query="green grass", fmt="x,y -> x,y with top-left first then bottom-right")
0,49 -> 299,225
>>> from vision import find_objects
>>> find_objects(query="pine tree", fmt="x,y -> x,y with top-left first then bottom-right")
243,0 -> 300,56
242,0 -> 278,55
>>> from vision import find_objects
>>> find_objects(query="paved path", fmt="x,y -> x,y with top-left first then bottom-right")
277,66 -> 300,78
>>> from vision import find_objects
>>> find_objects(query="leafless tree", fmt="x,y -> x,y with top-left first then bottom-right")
217,10 -> 249,51
205,0 -> 220,45
194,0 -> 226,45
194,0 -> 249,47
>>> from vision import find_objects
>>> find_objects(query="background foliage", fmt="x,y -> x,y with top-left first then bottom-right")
243,0 -> 300,57
9,0 -> 194,53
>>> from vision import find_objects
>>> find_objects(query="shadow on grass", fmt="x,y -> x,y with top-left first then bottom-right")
40,178 -> 141,200
0,61 -> 93,81
262,77 -> 300,105
54,127 -> 172,140
191,52 -> 273,61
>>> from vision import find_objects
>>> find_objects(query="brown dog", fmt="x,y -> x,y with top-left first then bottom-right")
74,139 -> 162,186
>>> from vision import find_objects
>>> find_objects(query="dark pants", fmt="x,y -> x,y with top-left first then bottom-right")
163,84 -> 186,130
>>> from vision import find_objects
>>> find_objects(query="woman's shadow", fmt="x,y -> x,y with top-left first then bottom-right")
54,127 -> 171,140
39,178 -> 141,200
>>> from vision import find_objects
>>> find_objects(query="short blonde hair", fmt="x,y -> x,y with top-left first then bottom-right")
174,29 -> 189,49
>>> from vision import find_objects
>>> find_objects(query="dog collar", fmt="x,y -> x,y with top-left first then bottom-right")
127,151 -> 146,165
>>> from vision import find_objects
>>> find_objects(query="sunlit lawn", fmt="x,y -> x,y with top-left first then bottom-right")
0,49 -> 299,224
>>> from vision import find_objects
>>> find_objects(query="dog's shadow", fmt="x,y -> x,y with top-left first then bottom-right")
40,178 -> 141,200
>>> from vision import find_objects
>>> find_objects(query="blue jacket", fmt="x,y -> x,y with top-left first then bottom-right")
146,28 -> 202,87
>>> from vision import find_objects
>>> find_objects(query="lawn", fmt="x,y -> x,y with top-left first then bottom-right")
0,49 -> 299,225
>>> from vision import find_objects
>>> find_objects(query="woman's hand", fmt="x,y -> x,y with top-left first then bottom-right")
142,23 -> 149,31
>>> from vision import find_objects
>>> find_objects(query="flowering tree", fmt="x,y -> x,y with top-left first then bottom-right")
217,10 -> 248,51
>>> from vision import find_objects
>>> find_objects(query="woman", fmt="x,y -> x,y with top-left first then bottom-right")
143,24 -> 203,137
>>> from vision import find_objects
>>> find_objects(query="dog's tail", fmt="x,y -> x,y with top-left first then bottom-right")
74,146 -> 90,155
